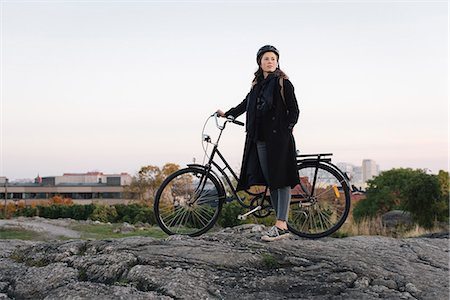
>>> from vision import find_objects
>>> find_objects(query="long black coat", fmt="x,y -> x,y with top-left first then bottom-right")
225,78 -> 300,191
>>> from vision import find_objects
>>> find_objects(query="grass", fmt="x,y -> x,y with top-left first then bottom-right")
0,223 -> 168,241
261,253 -> 280,269
0,227 -> 49,241
2,217 -> 446,241
333,217 -> 447,238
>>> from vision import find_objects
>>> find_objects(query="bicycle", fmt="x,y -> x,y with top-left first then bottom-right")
154,113 -> 352,239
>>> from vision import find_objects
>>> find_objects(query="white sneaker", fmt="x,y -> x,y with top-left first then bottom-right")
261,226 -> 291,242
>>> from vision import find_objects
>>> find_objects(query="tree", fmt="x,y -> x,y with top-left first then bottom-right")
124,165 -> 161,204
401,170 -> 446,228
161,163 -> 180,179
437,170 -> 449,199
124,163 -> 180,204
353,168 -> 449,228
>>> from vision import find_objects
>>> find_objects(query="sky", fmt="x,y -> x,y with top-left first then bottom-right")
0,0 -> 448,180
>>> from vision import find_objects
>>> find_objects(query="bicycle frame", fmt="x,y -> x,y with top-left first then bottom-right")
189,117 -> 256,209
192,114 -> 353,211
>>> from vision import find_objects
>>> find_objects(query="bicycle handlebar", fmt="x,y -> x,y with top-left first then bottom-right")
213,112 -> 244,127
228,116 -> 245,126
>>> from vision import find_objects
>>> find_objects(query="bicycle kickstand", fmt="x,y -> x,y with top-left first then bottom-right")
238,206 -> 262,220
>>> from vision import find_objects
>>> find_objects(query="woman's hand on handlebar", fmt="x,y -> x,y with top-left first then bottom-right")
213,110 -> 244,126
216,109 -> 225,117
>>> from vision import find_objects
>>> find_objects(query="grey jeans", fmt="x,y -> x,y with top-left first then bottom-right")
256,141 -> 290,221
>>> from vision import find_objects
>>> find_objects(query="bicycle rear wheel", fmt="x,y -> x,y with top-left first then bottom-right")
154,167 -> 225,237
288,162 -> 351,238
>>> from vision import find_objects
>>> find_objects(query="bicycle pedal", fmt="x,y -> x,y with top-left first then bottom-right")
237,214 -> 247,220
237,205 -> 262,220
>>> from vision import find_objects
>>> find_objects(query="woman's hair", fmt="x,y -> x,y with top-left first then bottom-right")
251,68 -> 288,87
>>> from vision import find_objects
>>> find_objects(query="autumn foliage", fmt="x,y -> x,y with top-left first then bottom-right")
48,196 -> 73,206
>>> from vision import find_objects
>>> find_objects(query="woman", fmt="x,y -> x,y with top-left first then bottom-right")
217,45 -> 300,241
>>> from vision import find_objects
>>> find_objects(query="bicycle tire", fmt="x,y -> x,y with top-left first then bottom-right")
154,167 -> 225,237
288,162 -> 351,238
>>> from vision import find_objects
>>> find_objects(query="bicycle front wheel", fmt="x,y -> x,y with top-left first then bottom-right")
154,167 -> 225,237
288,162 -> 351,238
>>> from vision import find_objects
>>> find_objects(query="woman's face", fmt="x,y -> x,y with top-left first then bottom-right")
260,52 -> 278,74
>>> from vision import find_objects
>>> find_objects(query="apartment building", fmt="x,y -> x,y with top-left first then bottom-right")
0,172 -> 133,205
336,159 -> 379,190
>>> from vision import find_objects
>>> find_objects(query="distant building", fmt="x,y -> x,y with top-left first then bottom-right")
0,172 -> 133,205
335,160 -> 379,190
336,162 -> 354,177
362,159 -> 379,182
353,166 -> 363,186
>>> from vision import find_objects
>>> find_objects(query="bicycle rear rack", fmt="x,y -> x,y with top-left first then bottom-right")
296,152 -> 333,162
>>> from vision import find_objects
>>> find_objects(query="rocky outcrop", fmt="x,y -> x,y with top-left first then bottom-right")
0,224 -> 448,300
382,210 -> 413,228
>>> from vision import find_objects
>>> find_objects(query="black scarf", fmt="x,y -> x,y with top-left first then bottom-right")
246,73 -> 278,140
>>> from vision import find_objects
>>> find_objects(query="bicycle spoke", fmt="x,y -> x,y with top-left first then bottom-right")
315,207 -> 326,232
289,162 -> 351,238
316,207 -> 334,229
175,207 -> 191,232
166,207 -> 187,229
195,195 -> 220,205
155,167 -> 224,236
190,210 -> 208,228
314,180 -> 346,199
163,209 -> 183,227
191,206 -> 212,227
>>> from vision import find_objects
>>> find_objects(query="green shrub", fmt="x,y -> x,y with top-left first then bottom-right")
14,207 -> 37,218
251,213 -> 276,227
217,201 -> 244,228
261,253 -> 280,269
90,204 -> 118,223
122,215 -> 132,223
353,168 -> 449,228
70,204 -> 95,220
133,207 -> 156,225
402,171 -> 447,228
37,205 -> 62,219
114,204 -> 142,223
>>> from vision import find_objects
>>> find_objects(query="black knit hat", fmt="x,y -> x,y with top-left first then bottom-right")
256,45 -> 279,65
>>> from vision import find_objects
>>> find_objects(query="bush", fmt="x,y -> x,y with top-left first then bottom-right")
90,204 -> 118,223
37,205 -> 63,219
353,168 -> 449,228
133,206 -> 156,225
114,204 -> 142,223
217,201 -> 244,228
251,213 -> 276,227
402,172 -> 447,228
48,196 -> 73,206
6,201 -> 171,226
14,206 -> 38,217
70,204 -> 95,220
0,203 -> 18,219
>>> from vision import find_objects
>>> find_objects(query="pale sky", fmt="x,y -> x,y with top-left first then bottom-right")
1,0 -> 448,180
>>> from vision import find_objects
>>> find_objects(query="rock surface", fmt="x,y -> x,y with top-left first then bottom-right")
382,210 -> 413,228
0,224 -> 448,300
